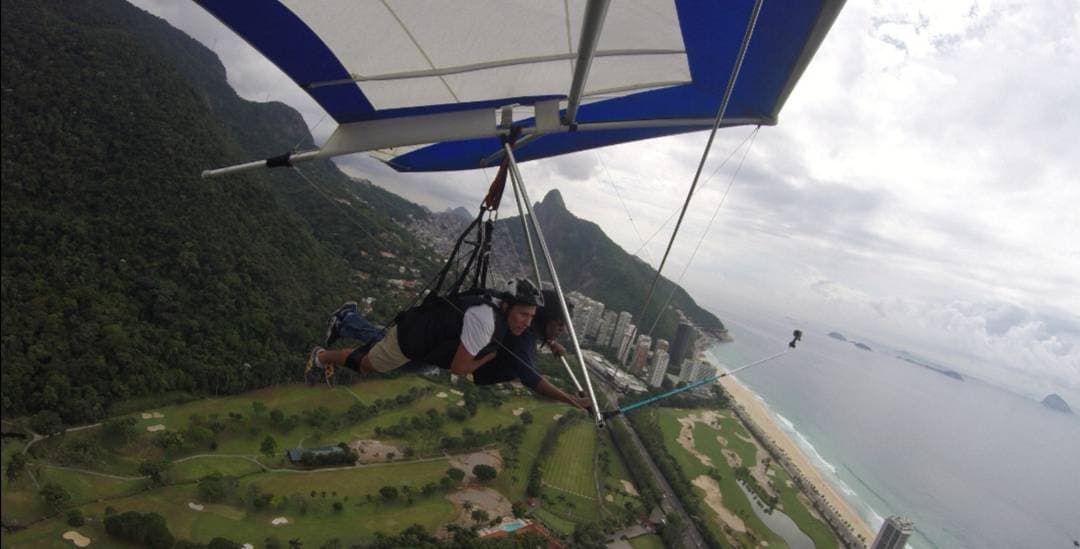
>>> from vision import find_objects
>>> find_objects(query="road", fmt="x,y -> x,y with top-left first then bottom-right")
596,380 -> 708,549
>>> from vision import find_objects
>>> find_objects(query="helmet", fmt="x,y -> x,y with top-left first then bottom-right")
503,278 -> 543,306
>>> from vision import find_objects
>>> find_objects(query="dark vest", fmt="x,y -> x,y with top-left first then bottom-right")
395,290 -> 508,369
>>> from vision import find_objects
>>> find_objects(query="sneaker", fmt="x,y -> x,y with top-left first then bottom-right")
324,301 -> 358,347
306,346 -> 327,371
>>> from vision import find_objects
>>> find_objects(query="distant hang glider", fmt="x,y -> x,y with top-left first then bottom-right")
196,0 -> 844,427
196,0 -> 843,175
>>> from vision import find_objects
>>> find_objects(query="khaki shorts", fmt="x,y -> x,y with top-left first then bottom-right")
366,326 -> 410,373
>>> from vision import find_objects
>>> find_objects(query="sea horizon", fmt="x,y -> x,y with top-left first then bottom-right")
707,312 -> 1080,549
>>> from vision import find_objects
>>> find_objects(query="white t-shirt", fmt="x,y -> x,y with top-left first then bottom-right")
460,302 -> 498,356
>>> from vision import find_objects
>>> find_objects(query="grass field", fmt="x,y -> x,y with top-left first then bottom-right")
3,378 -> 588,546
538,417 -> 600,523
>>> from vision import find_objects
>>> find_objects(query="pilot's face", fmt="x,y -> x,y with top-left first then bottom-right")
507,304 -> 537,336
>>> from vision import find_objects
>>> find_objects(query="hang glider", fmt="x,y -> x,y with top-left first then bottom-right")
196,0 -> 844,427
196,0 -> 843,175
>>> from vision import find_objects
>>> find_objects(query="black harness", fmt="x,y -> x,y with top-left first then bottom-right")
394,289 -> 508,369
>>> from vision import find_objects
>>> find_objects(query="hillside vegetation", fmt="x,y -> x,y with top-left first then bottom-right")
0,0 -> 435,422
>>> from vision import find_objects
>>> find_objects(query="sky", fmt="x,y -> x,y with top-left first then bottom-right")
132,1 -> 1079,403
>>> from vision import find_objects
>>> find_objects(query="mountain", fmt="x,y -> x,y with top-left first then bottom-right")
498,190 -> 725,342
0,0 -> 436,422
1041,394 -> 1073,414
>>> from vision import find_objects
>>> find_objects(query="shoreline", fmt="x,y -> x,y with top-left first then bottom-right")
716,375 -> 876,545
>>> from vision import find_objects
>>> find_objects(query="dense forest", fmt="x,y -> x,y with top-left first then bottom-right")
0,0 -> 436,423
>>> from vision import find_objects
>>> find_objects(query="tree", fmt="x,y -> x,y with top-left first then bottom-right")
154,431 -> 185,451
31,411 -> 64,436
288,539 -> 303,549
473,464 -> 497,482
139,459 -> 171,486
379,486 -> 399,501
102,417 -> 139,443
264,536 -> 283,549
471,509 -> 489,525
512,501 -> 528,518
40,482 -> 71,513
260,435 -> 278,458
270,409 -> 285,424
6,452 -> 28,482
446,467 -> 465,482
67,509 -> 85,526
198,473 -> 238,503
332,501 -> 343,512
252,401 -> 267,417
520,411 -> 533,424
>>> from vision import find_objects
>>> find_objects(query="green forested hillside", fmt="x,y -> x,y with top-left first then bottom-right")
0,0 -> 434,423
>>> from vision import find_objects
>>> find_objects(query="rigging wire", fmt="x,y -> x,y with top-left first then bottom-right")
647,126 -> 759,336
628,127 -> 759,260
594,151 -> 655,264
636,0 -> 763,330
293,112 -> 330,153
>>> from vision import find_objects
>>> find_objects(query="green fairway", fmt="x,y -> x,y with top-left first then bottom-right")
657,408 -> 838,549
170,455 -> 265,483
656,408 -> 784,547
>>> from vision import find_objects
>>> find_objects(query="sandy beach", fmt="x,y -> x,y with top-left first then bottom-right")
717,375 -> 876,544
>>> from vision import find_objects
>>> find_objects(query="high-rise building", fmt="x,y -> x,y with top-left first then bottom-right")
617,324 -> 637,365
648,350 -> 669,388
595,310 -> 619,347
655,338 -> 670,352
670,321 -> 695,369
585,301 -> 606,338
678,357 -> 698,383
629,334 -> 652,376
870,516 -> 914,549
612,312 -> 633,349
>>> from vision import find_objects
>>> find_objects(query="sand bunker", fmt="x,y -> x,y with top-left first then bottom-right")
552,414 -> 563,421
146,424 -> 166,432
242,545 -> 254,549
188,502 -> 204,511
141,412 -> 164,419
448,449 -> 503,480
676,412 -> 722,467
620,479 -> 639,496
437,392 -> 448,398
456,400 -> 465,406
349,439 -> 404,463
271,517 -> 289,525
451,389 -> 464,396
447,487 -> 511,524
733,431 -> 754,443
716,435 -> 729,447
722,449 -> 741,468
606,494 -> 614,502
63,531 -> 91,547
512,408 -> 525,416
692,475 -> 746,532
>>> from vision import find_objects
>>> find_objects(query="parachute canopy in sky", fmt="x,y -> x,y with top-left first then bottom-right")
197,0 -> 843,172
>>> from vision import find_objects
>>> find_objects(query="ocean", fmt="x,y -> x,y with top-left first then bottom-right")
706,312 -> 1080,549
